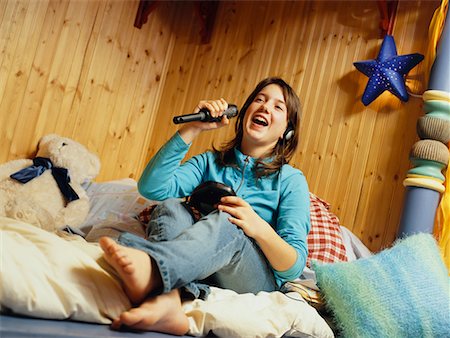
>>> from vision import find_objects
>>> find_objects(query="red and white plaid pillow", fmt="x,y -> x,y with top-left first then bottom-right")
307,193 -> 348,267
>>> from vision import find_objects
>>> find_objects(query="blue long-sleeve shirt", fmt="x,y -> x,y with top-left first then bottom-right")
138,132 -> 310,287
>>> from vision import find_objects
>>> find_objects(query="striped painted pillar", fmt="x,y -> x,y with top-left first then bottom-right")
398,11 -> 450,237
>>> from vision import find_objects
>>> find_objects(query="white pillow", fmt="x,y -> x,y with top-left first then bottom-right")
0,217 -> 130,323
80,179 -> 154,231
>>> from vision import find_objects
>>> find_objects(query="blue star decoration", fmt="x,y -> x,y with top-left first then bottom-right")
354,35 -> 424,106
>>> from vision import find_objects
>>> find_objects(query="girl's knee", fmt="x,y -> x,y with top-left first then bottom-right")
147,199 -> 195,240
206,210 -> 245,237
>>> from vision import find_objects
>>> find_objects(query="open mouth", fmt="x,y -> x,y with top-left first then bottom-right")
252,116 -> 268,127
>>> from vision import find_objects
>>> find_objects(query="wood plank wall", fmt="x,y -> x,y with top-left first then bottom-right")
0,0 -> 439,251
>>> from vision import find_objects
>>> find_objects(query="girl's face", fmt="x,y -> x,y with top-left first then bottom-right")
241,84 -> 288,157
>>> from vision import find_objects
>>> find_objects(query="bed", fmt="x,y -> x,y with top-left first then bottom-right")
3,178 -> 446,338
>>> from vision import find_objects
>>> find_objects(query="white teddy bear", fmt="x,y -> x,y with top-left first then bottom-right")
0,134 -> 100,231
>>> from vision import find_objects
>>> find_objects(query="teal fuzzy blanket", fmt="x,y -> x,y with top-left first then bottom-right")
313,233 -> 450,337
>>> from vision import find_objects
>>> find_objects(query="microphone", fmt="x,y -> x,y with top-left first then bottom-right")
173,104 -> 238,124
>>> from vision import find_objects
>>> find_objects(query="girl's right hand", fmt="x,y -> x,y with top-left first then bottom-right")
179,98 -> 230,143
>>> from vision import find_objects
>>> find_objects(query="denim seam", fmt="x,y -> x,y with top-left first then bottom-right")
147,226 -> 165,242
153,255 -> 172,294
156,223 -> 166,241
148,214 -> 167,241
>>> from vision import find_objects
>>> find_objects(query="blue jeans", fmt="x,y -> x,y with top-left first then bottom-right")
118,198 -> 277,299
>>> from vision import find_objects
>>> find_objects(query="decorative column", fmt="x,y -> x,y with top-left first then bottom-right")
398,11 -> 450,237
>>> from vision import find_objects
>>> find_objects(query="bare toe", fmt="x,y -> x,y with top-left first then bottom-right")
112,290 -> 189,335
99,236 -> 153,304
99,237 -> 116,254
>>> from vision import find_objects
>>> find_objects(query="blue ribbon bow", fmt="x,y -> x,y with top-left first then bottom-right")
10,157 -> 80,205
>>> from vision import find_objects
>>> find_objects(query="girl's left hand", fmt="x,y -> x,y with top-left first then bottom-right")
218,196 -> 269,239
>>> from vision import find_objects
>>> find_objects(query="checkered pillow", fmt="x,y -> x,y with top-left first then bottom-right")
307,193 -> 348,267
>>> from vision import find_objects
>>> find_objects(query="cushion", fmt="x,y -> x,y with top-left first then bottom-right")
81,178 -> 154,231
80,179 -> 154,241
313,233 -> 450,337
0,217 -> 130,323
307,193 -> 348,267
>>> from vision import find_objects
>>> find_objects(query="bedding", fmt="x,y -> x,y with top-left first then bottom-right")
0,314 -> 184,338
1,217 -> 333,337
0,178 -> 370,337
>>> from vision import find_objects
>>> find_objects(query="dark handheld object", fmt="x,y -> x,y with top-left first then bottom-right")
173,104 -> 238,124
189,181 -> 236,215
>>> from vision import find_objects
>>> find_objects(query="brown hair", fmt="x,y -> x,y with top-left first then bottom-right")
213,77 -> 302,178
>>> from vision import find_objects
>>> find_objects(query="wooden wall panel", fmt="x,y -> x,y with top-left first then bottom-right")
0,0 -> 176,179
148,0 -> 437,251
1,0 -> 52,156
0,0 -> 439,251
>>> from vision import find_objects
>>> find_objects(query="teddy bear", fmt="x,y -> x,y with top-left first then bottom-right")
0,134 -> 100,232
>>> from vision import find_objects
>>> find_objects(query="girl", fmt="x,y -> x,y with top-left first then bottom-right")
99,77 -> 311,335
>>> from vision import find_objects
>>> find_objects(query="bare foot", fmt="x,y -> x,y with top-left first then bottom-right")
99,236 -> 154,304
111,289 -> 189,335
